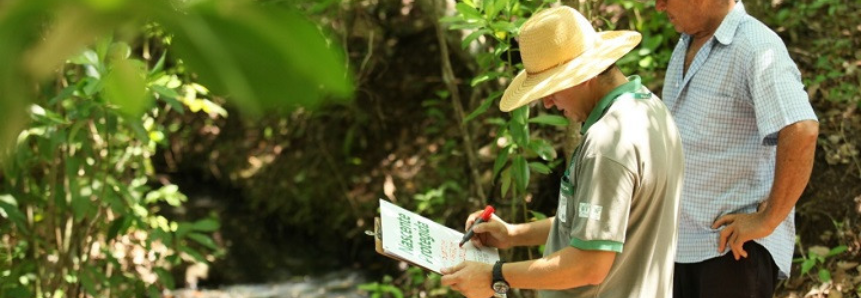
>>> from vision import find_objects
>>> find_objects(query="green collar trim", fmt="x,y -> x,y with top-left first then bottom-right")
580,75 -> 643,135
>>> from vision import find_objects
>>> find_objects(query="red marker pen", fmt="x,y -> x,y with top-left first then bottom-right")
459,205 -> 495,247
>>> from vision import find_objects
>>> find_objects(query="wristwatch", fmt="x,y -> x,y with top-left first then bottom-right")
491,260 -> 510,296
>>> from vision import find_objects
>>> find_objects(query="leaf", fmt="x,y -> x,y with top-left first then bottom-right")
492,145 -> 511,179
808,245 -> 830,258
79,267 -> 98,296
149,50 -> 167,76
157,1 -> 353,115
448,22 -> 486,31
461,29 -> 490,49
25,6 -> 114,79
512,155 -> 529,192
175,222 -> 192,240
801,258 -> 816,274
464,91 -> 502,123
827,245 -> 848,257
528,139 -> 556,161
151,85 -> 184,113
493,0 -> 509,17
509,112 -> 529,147
470,71 -> 501,87
455,3 -> 483,21
490,20 -> 516,33
529,210 -> 547,221
187,232 -> 219,251
107,216 -> 130,240
154,268 -> 175,289
69,49 -> 101,66
191,218 -> 220,232
0,195 -> 28,234
500,167 -> 511,198
528,114 -> 569,126
818,268 -> 831,282
104,57 -> 151,118
71,192 -> 92,222
48,85 -> 77,105
528,162 -> 551,174
179,246 -> 207,263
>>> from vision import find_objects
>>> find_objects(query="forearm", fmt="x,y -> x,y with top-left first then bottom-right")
763,120 -> 818,228
503,246 -> 615,290
508,217 -> 553,247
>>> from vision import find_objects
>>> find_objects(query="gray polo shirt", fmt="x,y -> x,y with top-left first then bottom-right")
540,82 -> 684,298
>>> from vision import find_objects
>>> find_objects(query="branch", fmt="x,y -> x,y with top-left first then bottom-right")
429,0 -> 486,204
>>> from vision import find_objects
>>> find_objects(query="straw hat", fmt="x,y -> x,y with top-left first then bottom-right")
499,6 -> 642,112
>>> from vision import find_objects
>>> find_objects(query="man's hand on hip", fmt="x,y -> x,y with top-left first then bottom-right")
712,211 -> 776,260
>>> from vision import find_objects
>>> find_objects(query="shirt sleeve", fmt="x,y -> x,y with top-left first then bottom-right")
567,153 -> 637,253
746,38 -> 818,145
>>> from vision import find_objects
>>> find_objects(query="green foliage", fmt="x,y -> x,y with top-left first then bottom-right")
0,0 -> 354,164
442,0 -> 677,208
415,182 -> 465,216
793,239 -> 848,283
608,0 -> 677,88
443,0 -> 558,203
0,37 -> 223,296
751,0 -> 860,107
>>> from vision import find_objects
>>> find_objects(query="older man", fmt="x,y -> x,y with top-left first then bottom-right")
655,0 -> 819,297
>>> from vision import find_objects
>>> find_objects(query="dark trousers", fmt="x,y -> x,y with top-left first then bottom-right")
674,242 -> 779,298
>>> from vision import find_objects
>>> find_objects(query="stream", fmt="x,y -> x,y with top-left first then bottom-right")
167,270 -> 368,298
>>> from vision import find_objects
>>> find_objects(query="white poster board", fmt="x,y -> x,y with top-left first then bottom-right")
378,199 -> 499,273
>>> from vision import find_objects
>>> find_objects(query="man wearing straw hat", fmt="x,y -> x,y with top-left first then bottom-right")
441,6 -> 684,298
654,0 -> 818,297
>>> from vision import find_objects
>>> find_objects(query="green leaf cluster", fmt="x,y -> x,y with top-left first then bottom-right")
0,0 -> 354,165
0,35 -> 224,297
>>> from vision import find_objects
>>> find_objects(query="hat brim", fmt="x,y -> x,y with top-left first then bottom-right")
499,31 -> 642,112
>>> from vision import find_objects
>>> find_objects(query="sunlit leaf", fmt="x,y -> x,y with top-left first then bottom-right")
104,57 -> 150,118
529,210 -> 547,221
818,268 -> 831,282
0,195 -> 28,234
455,3 -> 483,21
470,71 -> 501,87
462,29 -> 490,49
827,245 -> 848,257
490,20 -> 516,33
157,1 -> 353,115
69,50 -> 100,66
528,139 -> 556,161
801,258 -> 816,274
149,50 -> 167,76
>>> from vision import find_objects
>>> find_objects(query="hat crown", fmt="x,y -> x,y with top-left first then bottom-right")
519,7 -> 598,74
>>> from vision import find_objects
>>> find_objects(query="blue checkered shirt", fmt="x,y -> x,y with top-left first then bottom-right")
662,1 -> 817,278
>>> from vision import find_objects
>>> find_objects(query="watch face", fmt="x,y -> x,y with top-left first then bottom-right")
492,281 -> 510,293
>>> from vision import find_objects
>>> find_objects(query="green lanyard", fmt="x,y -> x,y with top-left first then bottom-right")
564,76 -> 651,180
